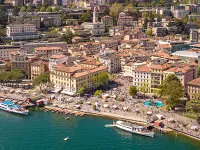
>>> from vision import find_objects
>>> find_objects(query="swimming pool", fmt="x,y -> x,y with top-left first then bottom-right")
143,100 -> 164,107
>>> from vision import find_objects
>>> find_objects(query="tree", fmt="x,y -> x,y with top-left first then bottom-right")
110,3 -> 123,24
20,6 -> 26,12
78,12 -> 89,24
35,8 -> 40,12
33,72 -> 50,87
13,6 -> 20,16
40,6 -> 46,12
94,90 -> 102,97
139,82 -> 149,94
53,6 -> 59,12
62,30 -> 74,43
146,28 -> 152,37
26,6 -> 32,12
77,87 -> 85,96
125,3 -> 134,16
46,6 -> 52,12
0,5 -> 7,26
71,3 -> 76,9
129,86 -> 137,97
186,99 -> 200,114
92,72 -> 109,88
159,74 -> 184,109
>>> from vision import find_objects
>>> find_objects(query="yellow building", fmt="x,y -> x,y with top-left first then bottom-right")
50,61 -> 107,95
31,60 -> 48,80
187,78 -> 200,100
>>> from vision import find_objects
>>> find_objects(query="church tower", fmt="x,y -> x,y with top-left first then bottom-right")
93,7 -> 98,23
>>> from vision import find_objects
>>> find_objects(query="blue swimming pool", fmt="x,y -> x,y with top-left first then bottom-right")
143,100 -> 164,107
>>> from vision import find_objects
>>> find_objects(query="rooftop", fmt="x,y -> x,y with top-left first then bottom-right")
188,78 -> 200,86
34,47 -> 62,51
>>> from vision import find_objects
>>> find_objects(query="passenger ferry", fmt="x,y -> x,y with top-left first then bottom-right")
113,121 -> 154,137
0,100 -> 29,115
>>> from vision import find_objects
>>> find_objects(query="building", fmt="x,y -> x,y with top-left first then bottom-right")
31,60 -> 49,80
163,65 -> 194,87
50,63 -> 108,95
0,45 -> 20,59
101,16 -> 113,28
34,47 -> 63,58
38,12 -> 61,27
49,54 -> 68,71
190,29 -> 198,42
81,7 -> 104,36
132,65 -> 151,92
0,61 -> 7,73
187,78 -> 200,99
152,27 -> 167,37
117,12 -> 134,27
6,24 -> 38,40
172,51 -> 200,59
99,53 -> 121,73
10,54 -> 31,79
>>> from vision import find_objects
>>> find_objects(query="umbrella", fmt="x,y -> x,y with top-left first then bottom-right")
147,111 -> 152,115
156,114 -> 164,120
135,108 -> 139,112
123,107 -> 128,111
32,92 -> 37,95
74,105 -> 81,109
104,104 -> 109,108
168,118 -> 175,122
95,102 -> 99,106
191,125 -> 198,130
86,101 -> 91,105
112,105 -> 118,109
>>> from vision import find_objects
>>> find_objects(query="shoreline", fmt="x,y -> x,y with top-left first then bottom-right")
43,105 -> 200,141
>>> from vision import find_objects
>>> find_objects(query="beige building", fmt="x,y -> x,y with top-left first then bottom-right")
31,60 -> 48,80
187,78 -> 200,100
34,47 -> 63,58
50,62 -> 107,95
11,54 -> 31,79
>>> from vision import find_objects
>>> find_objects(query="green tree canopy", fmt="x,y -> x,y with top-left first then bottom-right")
92,72 -> 109,88
53,6 -> 59,12
94,90 -> 102,96
26,6 -> 32,12
40,6 -> 46,12
0,69 -> 25,82
186,98 -> 200,114
78,12 -> 90,23
110,3 -> 123,24
62,30 -> 74,43
13,6 -> 20,15
77,87 -> 85,96
20,6 -> 26,12
159,74 -> 184,109
33,72 -> 50,86
46,6 -> 52,12
146,28 -> 152,37
129,86 -> 137,97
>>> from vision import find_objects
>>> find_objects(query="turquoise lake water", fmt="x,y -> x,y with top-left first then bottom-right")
0,110 -> 199,150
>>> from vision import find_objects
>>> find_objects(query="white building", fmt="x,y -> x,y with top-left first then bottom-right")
132,65 -> 151,91
6,24 -> 37,37
81,7 -> 104,36
172,51 -> 200,58
49,54 -> 68,71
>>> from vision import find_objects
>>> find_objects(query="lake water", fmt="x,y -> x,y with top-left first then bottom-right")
0,110 -> 199,150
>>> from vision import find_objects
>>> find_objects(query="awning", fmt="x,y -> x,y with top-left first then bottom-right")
61,89 -> 75,96
104,104 -> 109,108
156,114 -> 164,120
147,111 -> 152,115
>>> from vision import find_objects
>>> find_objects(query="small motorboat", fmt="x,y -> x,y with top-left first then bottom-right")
65,117 -> 70,120
64,137 -> 69,141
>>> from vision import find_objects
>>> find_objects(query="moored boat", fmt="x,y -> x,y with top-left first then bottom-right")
0,100 -> 29,115
113,121 -> 154,137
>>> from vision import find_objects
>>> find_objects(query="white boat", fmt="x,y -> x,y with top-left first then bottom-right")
64,137 -> 69,141
0,100 -> 29,115
113,121 -> 154,137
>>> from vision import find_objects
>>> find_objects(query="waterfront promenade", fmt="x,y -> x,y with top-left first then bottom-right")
0,86 -> 199,141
